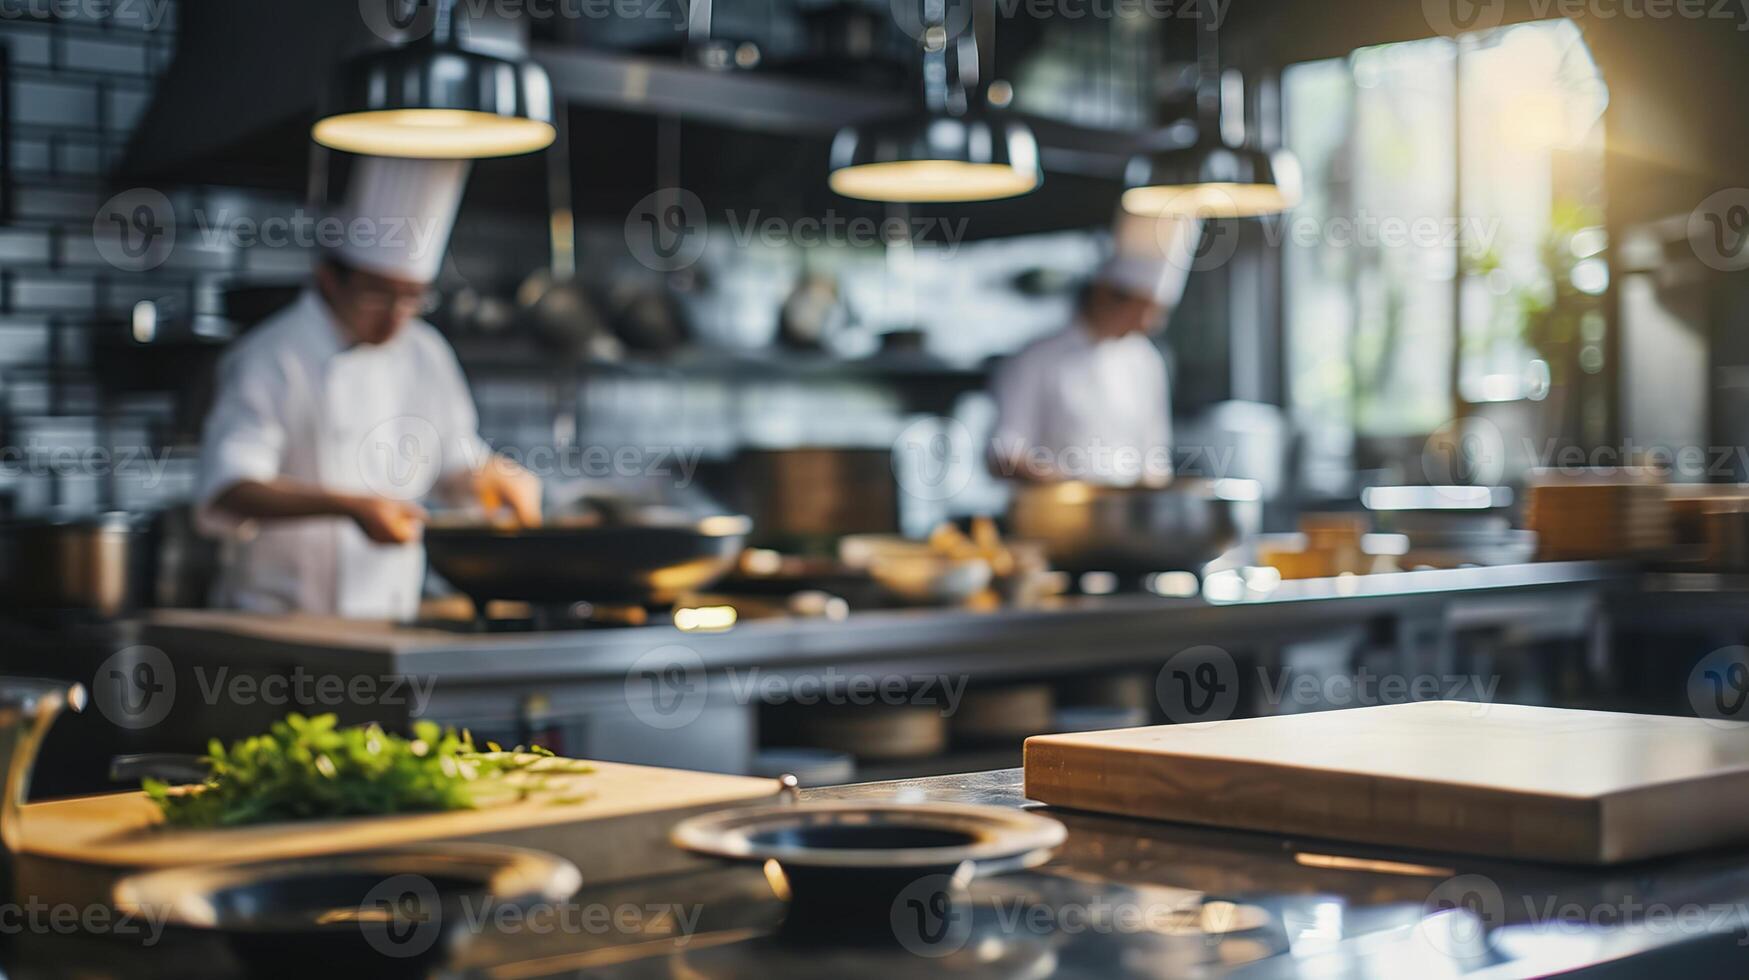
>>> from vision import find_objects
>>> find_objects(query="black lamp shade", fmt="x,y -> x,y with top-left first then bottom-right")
1122,138 -> 1299,218
314,44 -> 555,158
828,111 -> 1041,203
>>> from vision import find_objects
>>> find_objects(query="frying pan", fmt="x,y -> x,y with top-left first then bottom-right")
1007,478 -> 1254,575
423,511 -> 751,606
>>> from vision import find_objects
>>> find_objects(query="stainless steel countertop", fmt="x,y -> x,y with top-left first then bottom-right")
24,766 -> 1746,977
138,561 -> 1626,682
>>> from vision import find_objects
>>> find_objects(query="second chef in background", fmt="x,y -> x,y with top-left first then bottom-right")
194,157 -> 541,620
988,216 -> 1200,487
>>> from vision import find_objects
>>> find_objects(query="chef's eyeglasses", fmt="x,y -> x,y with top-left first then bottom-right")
345,284 -> 439,316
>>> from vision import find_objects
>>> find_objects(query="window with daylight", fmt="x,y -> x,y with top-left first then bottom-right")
1282,19 -> 1608,494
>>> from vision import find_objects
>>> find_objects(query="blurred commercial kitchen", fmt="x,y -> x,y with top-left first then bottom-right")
0,0 -> 1747,805
10,2 -> 1749,977
6,0 -> 1749,786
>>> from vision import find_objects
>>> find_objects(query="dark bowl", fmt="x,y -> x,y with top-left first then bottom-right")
671,803 -> 1065,941
113,844 -> 580,976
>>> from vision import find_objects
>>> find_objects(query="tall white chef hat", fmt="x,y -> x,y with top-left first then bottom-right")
329,156 -> 471,284
1097,210 -> 1202,307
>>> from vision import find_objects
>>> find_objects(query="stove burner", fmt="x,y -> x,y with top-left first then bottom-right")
416,600 -> 653,633
1064,570 -> 1204,597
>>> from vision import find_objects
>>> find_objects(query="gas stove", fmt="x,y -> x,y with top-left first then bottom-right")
414,590 -> 851,634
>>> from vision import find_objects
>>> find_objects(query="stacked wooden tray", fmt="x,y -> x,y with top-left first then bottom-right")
1525,475 -> 1671,560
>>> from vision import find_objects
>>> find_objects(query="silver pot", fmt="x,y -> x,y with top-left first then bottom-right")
1007,479 -> 1255,575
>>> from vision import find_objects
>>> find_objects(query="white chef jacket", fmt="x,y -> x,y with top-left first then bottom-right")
989,321 -> 1172,485
195,290 -> 487,619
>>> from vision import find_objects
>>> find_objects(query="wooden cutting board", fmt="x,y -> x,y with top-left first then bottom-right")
17,760 -> 779,906
1024,701 -> 1749,865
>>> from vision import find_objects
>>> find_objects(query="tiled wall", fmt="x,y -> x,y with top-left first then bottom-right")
0,3 -> 312,516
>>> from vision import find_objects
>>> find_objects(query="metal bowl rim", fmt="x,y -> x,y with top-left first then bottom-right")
670,802 -> 1066,869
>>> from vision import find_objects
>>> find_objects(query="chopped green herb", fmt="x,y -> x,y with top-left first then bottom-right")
143,713 -> 592,828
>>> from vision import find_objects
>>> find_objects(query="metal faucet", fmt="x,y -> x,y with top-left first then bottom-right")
0,680 -> 85,900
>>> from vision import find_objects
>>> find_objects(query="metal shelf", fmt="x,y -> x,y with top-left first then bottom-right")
531,43 -> 1150,180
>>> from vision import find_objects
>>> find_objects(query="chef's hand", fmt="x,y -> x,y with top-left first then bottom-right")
470,457 -> 543,527
345,496 -> 428,544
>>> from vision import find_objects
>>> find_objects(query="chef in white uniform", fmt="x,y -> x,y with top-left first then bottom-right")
195,157 -> 540,619
989,217 -> 1198,486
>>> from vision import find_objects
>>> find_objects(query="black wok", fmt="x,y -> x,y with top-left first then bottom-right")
1007,479 -> 1255,575
422,513 -> 751,606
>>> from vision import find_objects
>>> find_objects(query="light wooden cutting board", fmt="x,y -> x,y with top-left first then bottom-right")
1024,700 -> 1749,865
17,760 -> 779,905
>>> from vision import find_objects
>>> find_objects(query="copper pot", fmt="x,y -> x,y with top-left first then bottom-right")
730,449 -> 899,552
0,513 -> 143,617
1007,478 -> 1254,575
